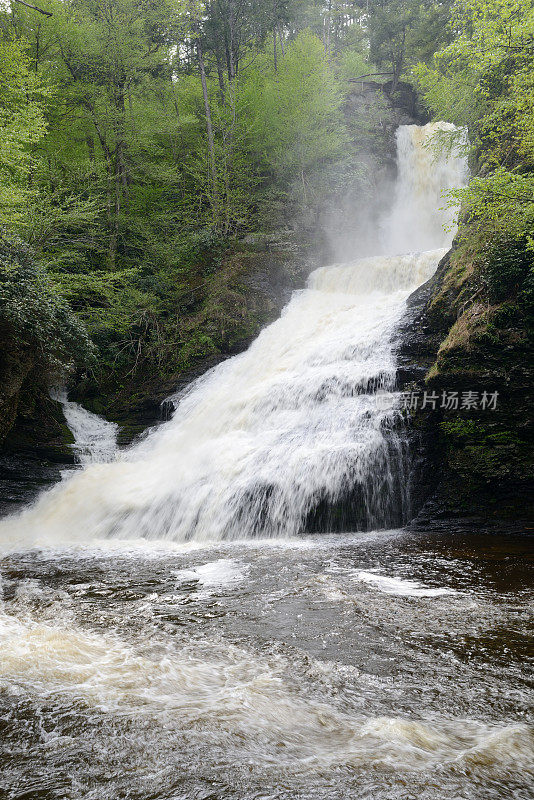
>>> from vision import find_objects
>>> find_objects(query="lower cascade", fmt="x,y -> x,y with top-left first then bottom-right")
51,388 -> 119,466
1,123 -> 468,548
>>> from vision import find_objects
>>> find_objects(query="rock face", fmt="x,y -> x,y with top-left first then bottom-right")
397,247 -> 533,528
344,80 -> 424,131
0,390 -> 76,517
0,322 -> 77,516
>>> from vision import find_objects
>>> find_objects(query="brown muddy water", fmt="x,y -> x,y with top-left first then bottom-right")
0,528 -> 532,800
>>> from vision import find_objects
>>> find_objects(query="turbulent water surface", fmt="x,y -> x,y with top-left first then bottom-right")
1,531 -> 532,799
1,123 -> 532,799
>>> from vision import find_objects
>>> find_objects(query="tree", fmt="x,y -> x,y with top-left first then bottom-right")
241,31 -> 347,196
0,39 -> 48,223
414,0 -> 534,245
346,0 -> 452,91
0,234 -> 94,379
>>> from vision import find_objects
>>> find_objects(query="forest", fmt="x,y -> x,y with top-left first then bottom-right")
0,2 -> 533,799
1,0 -> 529,418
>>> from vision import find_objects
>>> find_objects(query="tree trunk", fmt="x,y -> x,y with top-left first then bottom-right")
325,0 -> 331,56
107,82 -> 130,266
197,40 -> 219,220
228,0 -> 236,79
114,84 -> 130,210
390,30 -> 406,94
215,50 -> 226,103
85,135 -> 95,164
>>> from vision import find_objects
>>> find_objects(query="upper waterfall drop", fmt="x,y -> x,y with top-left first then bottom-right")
0,123 -> 468,550
383,121 -> 468,255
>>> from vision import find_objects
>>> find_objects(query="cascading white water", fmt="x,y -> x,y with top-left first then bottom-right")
383,122 -> 468,255
51,389 -> 118,466
0,122 -> 468,549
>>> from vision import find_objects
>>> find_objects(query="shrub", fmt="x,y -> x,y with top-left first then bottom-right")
479,235 -> 533,303
0,233 -> 95,380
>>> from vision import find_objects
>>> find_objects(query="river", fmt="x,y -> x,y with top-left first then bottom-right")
0,123 -> 532,799
1,529 -> 532,798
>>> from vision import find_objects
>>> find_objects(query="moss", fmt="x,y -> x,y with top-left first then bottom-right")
438,303 -> 487,353
410,229 -> 533,521
425,362 -> 439,381
440,419 -> 484,441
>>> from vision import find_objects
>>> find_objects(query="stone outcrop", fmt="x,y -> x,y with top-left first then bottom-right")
397,247 -> 533,528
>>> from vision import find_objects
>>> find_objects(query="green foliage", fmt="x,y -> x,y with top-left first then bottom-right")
440,418 -> 483,442
176,229 -> 229,276
449,169 -> 534,242
358,0 -> 452,86
0,39 -> 48,221
241,32 -> 347,188
336,47 -> 369,83
52,267 -> 156,335
0,234 -> 95,376
414,0 -> 534,321
414,0 -> 534,202
478,235 -> 533,303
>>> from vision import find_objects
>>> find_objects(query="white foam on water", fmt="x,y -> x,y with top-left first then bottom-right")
354,570 -> 457,597
383,122 -> 469,255
174,558 -> 246,595
0,610 -> 531,774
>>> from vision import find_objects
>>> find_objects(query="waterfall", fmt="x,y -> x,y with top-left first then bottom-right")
383,122 -> 469,255
0,123 -> 468,549
51,389 -> 118,466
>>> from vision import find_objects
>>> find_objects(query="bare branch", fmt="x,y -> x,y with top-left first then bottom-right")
11,0 -> 52,17
348,72 -> 394,82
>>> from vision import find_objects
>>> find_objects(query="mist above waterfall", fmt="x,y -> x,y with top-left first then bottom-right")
0,123 -> 468,549
383,123 -> 469,255
322,121 -> 468,261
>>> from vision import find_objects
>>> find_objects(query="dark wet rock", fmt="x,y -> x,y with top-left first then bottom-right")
0,392 -> 76,516
397,247 -> 534,527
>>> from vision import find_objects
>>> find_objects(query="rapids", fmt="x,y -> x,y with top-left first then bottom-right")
1,123 -> 530,800
0,123 -> 467,548
0,531 -> 532,799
